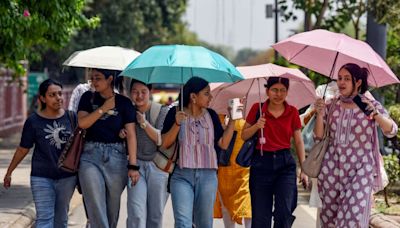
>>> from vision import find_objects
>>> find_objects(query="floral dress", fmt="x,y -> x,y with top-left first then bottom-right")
318,98 -> 397,228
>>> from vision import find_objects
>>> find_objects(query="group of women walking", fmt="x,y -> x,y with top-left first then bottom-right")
3,62 -> 398,228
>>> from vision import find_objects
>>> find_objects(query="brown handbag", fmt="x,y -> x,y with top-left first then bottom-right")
153,142 -> 179,173
58,111 -> 86,173
302,98 -> 337,178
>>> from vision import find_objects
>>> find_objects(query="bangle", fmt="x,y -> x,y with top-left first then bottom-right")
5,175 -> 11,179
127,164 -> 140,171
175,122 -> 181,127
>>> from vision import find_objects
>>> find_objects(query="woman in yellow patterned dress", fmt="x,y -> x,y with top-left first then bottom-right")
214,115 -> 252,227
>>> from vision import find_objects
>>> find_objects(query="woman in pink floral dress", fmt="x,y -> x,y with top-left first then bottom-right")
314,63 -> 398,227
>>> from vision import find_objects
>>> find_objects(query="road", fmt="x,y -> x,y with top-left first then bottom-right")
68,189 -> 317,228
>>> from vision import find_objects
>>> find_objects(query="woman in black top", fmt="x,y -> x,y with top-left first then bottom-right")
77,68 -> 138,228
3,79 -> 77,228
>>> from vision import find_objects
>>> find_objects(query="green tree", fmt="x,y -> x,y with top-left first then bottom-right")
0,0 -> 98,78
67,0 -> 191,52
34,0 -> 200,82
233,48 -> 260,66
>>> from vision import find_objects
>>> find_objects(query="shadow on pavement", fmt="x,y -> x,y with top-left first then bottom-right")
0,184 -> 32,210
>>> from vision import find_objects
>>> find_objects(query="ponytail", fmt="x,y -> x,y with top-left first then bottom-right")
340,63 -> 369,94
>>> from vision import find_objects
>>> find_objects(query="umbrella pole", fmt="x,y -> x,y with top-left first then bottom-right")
323,52 -> 339,99
180,85 -> 183,111
257,78 -> 264,156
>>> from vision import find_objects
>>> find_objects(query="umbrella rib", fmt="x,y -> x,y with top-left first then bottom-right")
289,45 -> 309,62
366,64 -> 378,87
243,79 -> 257,115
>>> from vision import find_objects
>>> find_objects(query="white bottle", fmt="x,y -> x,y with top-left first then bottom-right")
228,98 -> 243,120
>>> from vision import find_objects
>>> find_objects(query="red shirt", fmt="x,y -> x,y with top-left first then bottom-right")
246,100 -> 301,151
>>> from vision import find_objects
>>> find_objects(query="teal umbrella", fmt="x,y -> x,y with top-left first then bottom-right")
120,45 -> 243,84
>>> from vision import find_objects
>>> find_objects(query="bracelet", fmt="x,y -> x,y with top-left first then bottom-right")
175,121 -> 181,127
5,175 -> 11,179
127,164 -> 140,171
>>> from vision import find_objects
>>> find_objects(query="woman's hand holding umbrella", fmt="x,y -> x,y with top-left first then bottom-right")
315,98 -> 326,116
175,110 -> 187,126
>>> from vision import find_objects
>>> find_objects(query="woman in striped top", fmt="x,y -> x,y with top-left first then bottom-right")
161,77 -> 236,228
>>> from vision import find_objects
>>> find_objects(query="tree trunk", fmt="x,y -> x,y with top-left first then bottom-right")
384,187 -> 390,207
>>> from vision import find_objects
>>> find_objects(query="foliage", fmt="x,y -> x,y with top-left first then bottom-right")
369,0 -> 400,32
279,0 -> 367,38
32,0 -> 200,82
388,104 -> 400,141
65,0 -> 191,52
233,48 -> 260,66
383,154 -> 400,186
0,0 -> 98,79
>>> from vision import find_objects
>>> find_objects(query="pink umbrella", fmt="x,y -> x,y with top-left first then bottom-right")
210,63 -> 317,117
272,29 -> 399,88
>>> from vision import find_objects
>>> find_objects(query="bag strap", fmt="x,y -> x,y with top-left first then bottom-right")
149,102 -> 162,126
67,111 -> 77,130
323,98 -> 338,138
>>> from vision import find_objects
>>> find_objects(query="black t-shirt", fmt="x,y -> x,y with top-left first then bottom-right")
20,112 -> 76,179
78,91 -> 137,143
161,107 -> 223,152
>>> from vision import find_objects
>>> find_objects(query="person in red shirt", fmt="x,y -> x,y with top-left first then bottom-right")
241,76 -> 309,228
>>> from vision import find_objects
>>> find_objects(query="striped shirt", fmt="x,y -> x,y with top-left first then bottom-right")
178,111 -> 218,169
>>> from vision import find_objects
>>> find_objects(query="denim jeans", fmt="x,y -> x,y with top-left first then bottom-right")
126,159 -> 169,228
170,167 -> 218,228
30,175 -> 77,228
78,142 -> 128,228
249,149 -> 297,228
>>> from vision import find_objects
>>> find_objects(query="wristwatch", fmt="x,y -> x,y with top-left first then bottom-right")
98,108 -> 104,114
127,164 -> 140,171
140,121 -> 147,129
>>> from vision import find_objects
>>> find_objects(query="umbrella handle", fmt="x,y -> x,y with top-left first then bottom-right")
180,85 -> 183,111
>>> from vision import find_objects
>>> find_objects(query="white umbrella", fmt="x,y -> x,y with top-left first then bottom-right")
63,46 -> 141,70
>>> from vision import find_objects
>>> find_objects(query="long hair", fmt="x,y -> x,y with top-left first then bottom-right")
178,77 -> 209,108
38,79 -> 63,110
339,63 -> 369,94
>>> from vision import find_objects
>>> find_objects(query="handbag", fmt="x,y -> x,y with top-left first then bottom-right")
302,99 -> 337,178
153,142 -> 179,173
236,103 -> 263,167
58,111 -> 86,173
236,135 -> 257,167
218,131 -> 237,166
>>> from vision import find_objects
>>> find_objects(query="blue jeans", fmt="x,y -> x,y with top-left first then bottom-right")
249,149 -> 297,228
78,142 -> 128,228
170,167 -> 218,228
127,159 -> 169,228
30,175 -> 77,228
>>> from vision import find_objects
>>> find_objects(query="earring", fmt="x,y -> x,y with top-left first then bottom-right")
192,99 -> 196,104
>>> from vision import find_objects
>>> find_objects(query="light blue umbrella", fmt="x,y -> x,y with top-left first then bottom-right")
120,45 -> 244,84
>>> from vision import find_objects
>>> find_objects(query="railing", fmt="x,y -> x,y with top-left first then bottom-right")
0,77 -> 27,137
0,75 -> 75,136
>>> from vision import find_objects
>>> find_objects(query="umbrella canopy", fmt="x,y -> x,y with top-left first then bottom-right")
63,46 -> 141,70
210,63 -> 317,117
120,44 -> 243,84
272,29 -> 399,87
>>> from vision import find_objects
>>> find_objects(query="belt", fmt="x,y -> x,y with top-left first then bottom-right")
262,148 -> 290,154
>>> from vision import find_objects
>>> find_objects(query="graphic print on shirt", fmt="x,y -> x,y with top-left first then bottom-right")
92,104 -> 119,120
44,121 -> 70,149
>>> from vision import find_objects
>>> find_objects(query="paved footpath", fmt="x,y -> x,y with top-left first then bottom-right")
0,133 -> 317,227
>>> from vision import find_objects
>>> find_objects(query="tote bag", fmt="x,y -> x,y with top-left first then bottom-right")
58,111 -> 86,173
302,99 -> 337,178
